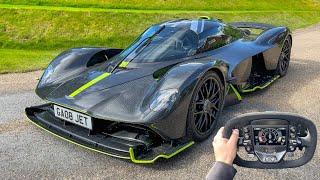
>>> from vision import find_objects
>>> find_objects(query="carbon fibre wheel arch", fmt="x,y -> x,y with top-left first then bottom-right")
149,60 -> 228,139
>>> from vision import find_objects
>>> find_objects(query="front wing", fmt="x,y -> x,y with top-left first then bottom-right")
25,103 -> 194,163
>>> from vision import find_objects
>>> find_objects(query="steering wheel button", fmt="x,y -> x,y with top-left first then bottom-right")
243,140 -> 251,146
290,140 -> 297,145
245,146 -> 252,152
243,127 -> 249,133
289,145 -> 295,151
237,137 -> 244,146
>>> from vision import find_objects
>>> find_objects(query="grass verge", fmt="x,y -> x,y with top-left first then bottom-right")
2,9 -> 320,50
0,0 -> 319,11
0,49 -> 58,73
1,4 -> 318,14
0,3 -> 319,73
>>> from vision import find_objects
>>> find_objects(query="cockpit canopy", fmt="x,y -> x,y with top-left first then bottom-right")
116,19 -> 243,63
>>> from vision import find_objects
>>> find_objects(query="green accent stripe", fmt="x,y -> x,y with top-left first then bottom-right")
229,84 -> 242,101
129,141 -> 195,164
119,61 -> 129,68
240,75 -> 280,93
69,72 -> 110,97
27,119 -> 131,160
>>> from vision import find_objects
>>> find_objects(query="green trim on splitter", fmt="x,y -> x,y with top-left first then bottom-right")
28,118 -> 195,163
129,141 -> 195,164
27,119 -> 131,160
119,61 -> 129,68
229,84 -> 242,101
69,72 -> 110,97
240,75 -> 280,93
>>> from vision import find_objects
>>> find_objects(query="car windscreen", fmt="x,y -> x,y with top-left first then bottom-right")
129,26 -> 199,63
111,25 -> 164,62
113,20 -> 234,63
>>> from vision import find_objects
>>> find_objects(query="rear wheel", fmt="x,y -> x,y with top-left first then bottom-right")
186,71 -> 224,141
276,37 -> 292,77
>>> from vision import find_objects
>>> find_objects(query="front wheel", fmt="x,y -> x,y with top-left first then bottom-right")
186,71 -> 224,141
276,37 -> 292,77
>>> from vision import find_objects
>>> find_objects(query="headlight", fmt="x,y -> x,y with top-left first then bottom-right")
149,89 -> 178,112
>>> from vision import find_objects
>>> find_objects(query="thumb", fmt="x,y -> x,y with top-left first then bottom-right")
228,129 -> 239,145
213,127 -> 224,142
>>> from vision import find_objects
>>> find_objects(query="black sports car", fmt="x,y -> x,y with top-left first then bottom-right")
26,18 -> 292,163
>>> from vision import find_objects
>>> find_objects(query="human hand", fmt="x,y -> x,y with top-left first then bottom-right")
212,127 -> 239,166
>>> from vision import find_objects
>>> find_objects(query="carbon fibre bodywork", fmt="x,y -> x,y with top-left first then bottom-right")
26,19 -> 291,162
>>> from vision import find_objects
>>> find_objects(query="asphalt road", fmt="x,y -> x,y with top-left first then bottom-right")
1,25 -> 320,180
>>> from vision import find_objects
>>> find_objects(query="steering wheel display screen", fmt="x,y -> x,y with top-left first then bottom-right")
253,127 -> 287,146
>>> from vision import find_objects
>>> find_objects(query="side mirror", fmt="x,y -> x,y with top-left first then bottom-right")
223,112 -> 317,169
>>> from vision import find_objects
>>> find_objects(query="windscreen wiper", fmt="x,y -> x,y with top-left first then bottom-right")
109,25 -> 165,72
134,25 -> 165,53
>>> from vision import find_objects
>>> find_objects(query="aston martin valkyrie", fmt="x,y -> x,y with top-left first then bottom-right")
26,18 -> 292,163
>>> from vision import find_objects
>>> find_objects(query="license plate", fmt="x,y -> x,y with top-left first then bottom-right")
53,105 -> 92,130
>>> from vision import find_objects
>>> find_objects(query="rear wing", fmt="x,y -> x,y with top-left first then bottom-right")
229,22 -> 276,30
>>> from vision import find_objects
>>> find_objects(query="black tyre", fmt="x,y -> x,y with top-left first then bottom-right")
276,37 -> 292,77
186,71 -> 224,141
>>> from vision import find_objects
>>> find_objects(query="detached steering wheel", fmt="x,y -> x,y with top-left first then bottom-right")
223,112 -> 317,169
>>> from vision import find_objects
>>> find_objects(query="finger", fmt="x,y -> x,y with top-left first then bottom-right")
215,127 -> 224,139
212,138 -> 228,149
215,138 -> 228,143
213,127 -> 224,143
228,129 -> 239,145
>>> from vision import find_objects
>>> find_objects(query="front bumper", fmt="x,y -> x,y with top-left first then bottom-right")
25,103 -> 194,163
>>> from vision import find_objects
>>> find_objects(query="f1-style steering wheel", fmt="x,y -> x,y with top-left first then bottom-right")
223,112 -> 317,169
